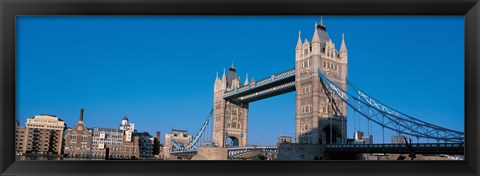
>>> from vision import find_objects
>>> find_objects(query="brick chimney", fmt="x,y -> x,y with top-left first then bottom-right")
79,108 -> 84,122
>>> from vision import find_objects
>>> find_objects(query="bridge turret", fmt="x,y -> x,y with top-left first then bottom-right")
244,73 -> 249,86
221,68 -> 227,90
295,30 -> 303,61
339,33 -> 348,60
311,22 -> 321,55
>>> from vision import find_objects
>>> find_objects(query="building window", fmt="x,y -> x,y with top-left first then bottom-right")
71,132 -> 77,142
82,132 -> 88,142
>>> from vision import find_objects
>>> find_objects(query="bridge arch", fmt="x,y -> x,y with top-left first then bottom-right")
320,124 -> 343,144
225,136 -> 240,147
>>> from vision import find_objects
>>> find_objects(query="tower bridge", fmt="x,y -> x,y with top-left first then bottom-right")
168,18 -> 464,160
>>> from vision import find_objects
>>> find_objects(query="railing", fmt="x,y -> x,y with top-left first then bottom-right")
227,146 -> 278,158
325,143 -> 464,154
170,150 -> 197,156
327,143 -> 464,148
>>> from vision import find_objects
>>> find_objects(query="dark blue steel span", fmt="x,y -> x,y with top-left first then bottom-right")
317,69 -> 464,143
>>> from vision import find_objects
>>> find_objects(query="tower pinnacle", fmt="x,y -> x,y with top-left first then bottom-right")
222,68 -> 226,80
320,16 -> 325,27
296,30 -> 302,50
340,33 -> 348,53
230,61 -> 235,70
244,73 -> 249,86
312,22 -> 320,43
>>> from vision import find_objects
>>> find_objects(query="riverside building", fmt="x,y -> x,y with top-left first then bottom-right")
64,108 -> 93,158
22,115 -> 66,155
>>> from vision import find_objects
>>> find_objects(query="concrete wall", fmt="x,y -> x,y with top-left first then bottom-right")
191,147 -> 228,160
276,143 -> 325,160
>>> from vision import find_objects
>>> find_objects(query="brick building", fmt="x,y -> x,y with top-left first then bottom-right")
64,108 -> 93,158
21,115 -> 66,155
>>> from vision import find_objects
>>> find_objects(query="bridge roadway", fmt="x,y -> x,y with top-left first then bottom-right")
169,143 -> 464,159
326,143 -> 464,155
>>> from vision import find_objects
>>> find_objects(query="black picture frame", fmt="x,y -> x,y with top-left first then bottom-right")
1,0 -> 479,176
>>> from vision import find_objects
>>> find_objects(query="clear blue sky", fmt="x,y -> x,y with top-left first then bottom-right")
16,16 -> 464,145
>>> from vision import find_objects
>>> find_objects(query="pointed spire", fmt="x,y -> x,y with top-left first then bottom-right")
320,16 -> 325,27
340,33 -> 348,53
312,22 -> 320,43
230,61 -> 235,70
215,71 -> 219,82
222,68 -> 226,80
244,73 -> 249,85
296,30 -> 302,50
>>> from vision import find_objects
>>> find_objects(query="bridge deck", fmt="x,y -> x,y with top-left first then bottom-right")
326,143 -> 464,155
223,68 -> 295,103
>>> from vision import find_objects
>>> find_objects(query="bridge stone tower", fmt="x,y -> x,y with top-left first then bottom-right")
213,64 -> 249,148
295,19 -> 348,145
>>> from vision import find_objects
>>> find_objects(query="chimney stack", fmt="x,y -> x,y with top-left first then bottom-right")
79,108 -> 84,122
156,131 -> 161,143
